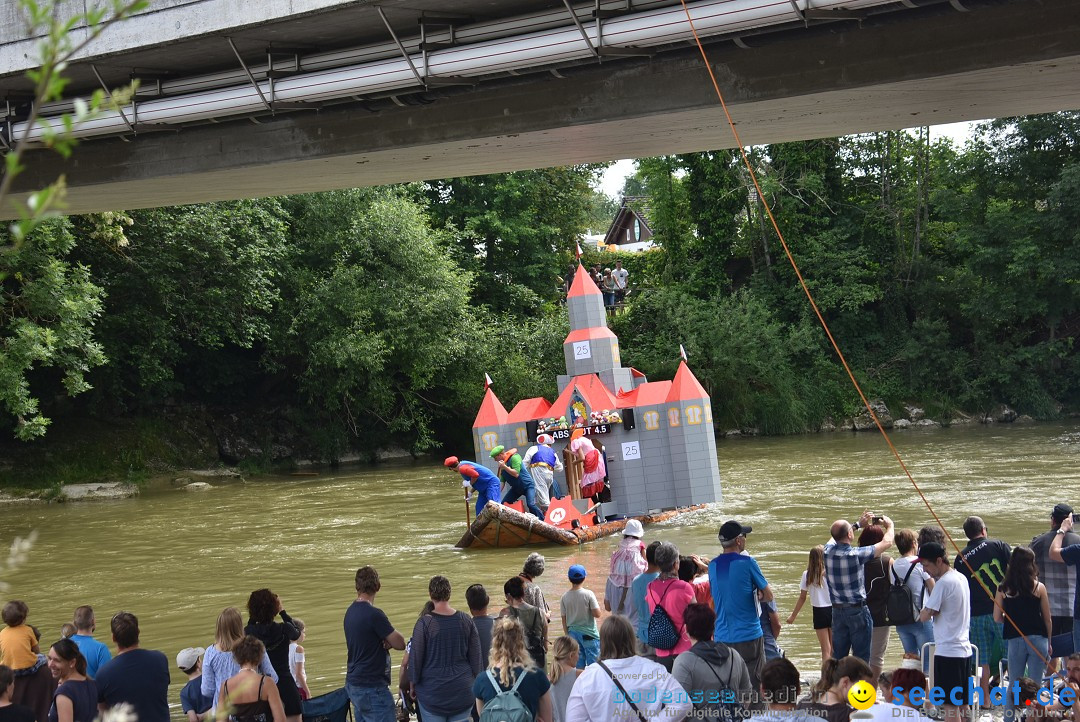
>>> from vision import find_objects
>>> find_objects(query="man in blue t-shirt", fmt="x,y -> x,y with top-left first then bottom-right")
709,520 -> 773,689
70,605 -> 111,679
95,612 -> 170,722
344,565 -> 405,722
1050,515 -> 1080,657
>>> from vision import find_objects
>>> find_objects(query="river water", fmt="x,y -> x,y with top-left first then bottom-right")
2,421 -> 1078,713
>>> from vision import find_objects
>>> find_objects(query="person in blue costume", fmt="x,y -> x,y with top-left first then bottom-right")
491,445 -> 544,519
445,456 -> 501,516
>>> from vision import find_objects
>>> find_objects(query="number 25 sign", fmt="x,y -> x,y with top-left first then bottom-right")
622,441 -> 641,461
573,341 -> 592,360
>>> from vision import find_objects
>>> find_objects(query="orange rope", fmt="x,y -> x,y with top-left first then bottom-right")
674,0 -> 1051,674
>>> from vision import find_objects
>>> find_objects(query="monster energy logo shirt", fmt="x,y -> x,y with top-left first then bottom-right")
954,538 -> 1013,617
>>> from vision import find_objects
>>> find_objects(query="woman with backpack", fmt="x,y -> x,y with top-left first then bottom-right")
994,546 -> 1052,680
472,616 -> 552,722
891,529 -> 935,667
565,615 -> 692,721
646,542 -> 697,660
409,576 -> 482,722
671,604 -> 753,719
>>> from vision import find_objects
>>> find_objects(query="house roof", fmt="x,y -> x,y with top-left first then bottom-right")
666,361 -> 709,402
550,374 -> 619,416
508,397 -> 552,423
616,380 -> 673,409
567,264 -> 601,298
472,387 -> 509,428
602,202 -> 654,246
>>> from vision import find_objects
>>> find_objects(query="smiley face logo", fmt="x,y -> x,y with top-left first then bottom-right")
848,680 -> 876,710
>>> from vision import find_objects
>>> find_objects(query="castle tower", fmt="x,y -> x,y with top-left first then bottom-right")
663,361 -> 723,506
559,265 -> 633,394
471,387 -> 511,474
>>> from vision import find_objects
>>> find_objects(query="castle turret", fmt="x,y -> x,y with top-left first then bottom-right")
471,387 -> 511,474
663,361 -> 723,506
559,265 -> 633,394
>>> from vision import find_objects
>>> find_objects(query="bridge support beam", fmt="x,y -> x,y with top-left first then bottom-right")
7,0 -> 1080,215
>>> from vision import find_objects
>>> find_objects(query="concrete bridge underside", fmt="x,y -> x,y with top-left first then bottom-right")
8,0 -> 1080,214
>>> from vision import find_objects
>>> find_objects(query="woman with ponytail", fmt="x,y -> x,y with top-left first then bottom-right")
45,639 -> 96,722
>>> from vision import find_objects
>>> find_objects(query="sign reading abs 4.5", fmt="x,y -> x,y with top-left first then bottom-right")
551,424 -> 610,440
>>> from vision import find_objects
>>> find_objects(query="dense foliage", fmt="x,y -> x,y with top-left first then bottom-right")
2,113 -> 1078,458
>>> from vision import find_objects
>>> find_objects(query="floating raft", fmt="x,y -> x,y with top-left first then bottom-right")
455,501 -> 706,549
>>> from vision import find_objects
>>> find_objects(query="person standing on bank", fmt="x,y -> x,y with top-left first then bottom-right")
45,639 -> 96,722
1049,515 -> 1080,664
408,576 -> 482,722
344,566 -> 406,722
1031,503 -> 1080,671
95,612 -> 171,722
709,521 -> 773,689
993,546 -> 1052,681
824,512 -> 894,663
245,590 -> 303,722
917,542 -> 972,722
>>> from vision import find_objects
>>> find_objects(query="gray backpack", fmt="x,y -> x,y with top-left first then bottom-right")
479,669 -> 531,722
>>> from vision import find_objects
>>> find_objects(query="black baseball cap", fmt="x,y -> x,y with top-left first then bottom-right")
917,542 -> 947,562
1053,504 -> 1074,521
718,520 -> 752,543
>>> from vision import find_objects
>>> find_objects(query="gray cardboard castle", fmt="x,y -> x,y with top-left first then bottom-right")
471,264 -> 723,517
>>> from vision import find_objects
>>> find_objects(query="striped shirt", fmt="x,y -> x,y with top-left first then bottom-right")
824,543 -> 876,605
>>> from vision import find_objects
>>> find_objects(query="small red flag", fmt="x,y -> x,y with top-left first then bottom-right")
575,241 -> 583,260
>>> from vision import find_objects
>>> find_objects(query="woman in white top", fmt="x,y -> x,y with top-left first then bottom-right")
565,615 -> 692,721
201,607 -> 278,711
786,545 -> 833,661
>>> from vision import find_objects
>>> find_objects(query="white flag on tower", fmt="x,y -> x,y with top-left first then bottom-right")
679,344 -> 688,361
484,373 -> 493,389
575,241 -> 583,260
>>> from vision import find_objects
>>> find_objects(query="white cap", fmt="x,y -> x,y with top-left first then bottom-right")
624,519 -> 644,538
176,647 -> 204,670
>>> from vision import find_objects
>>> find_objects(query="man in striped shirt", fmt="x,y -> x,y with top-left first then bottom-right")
824,511 -> 894,662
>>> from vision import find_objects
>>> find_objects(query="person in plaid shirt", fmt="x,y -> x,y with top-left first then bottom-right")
824,511 -> 895,662
1030,502 -> 1080,671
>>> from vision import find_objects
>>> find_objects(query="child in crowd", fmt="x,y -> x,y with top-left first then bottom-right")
466,584 -> 495,669
289,618 -> 311,700
0,602 -> 52,722
787,545 -> 833,661
59,624 -> 76,640
549,636 -> 581,722
559,565 -> 601,668
0,665 -> 34,722
177,646 -> 212,722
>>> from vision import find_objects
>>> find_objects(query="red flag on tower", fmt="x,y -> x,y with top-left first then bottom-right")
575,241 -> 583,260
484,373 -> 493,389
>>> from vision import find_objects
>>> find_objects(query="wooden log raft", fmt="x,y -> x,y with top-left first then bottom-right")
455,501 -> 707,549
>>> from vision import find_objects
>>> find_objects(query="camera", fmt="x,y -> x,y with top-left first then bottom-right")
871,515 -> 885,525
1073,513 -> 1080,523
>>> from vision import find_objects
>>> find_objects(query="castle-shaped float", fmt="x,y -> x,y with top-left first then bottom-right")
456,264 -> 723,548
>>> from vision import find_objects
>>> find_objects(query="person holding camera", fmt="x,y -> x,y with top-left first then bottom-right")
824,511 -> 894,663
1049,513 -> 1080,662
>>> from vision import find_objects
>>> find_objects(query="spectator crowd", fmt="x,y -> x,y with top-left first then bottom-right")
3,503 -> 1080,722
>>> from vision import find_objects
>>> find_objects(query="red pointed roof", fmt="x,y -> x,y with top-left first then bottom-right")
508,397 -> 552,423
616,380 -> 672,409
568,264 -> 601,298
630,367 -> 647,379
551,374 -> 619,417
666,361 -> 709,402
473,387 -> 509,428
564,326 -> 616,344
